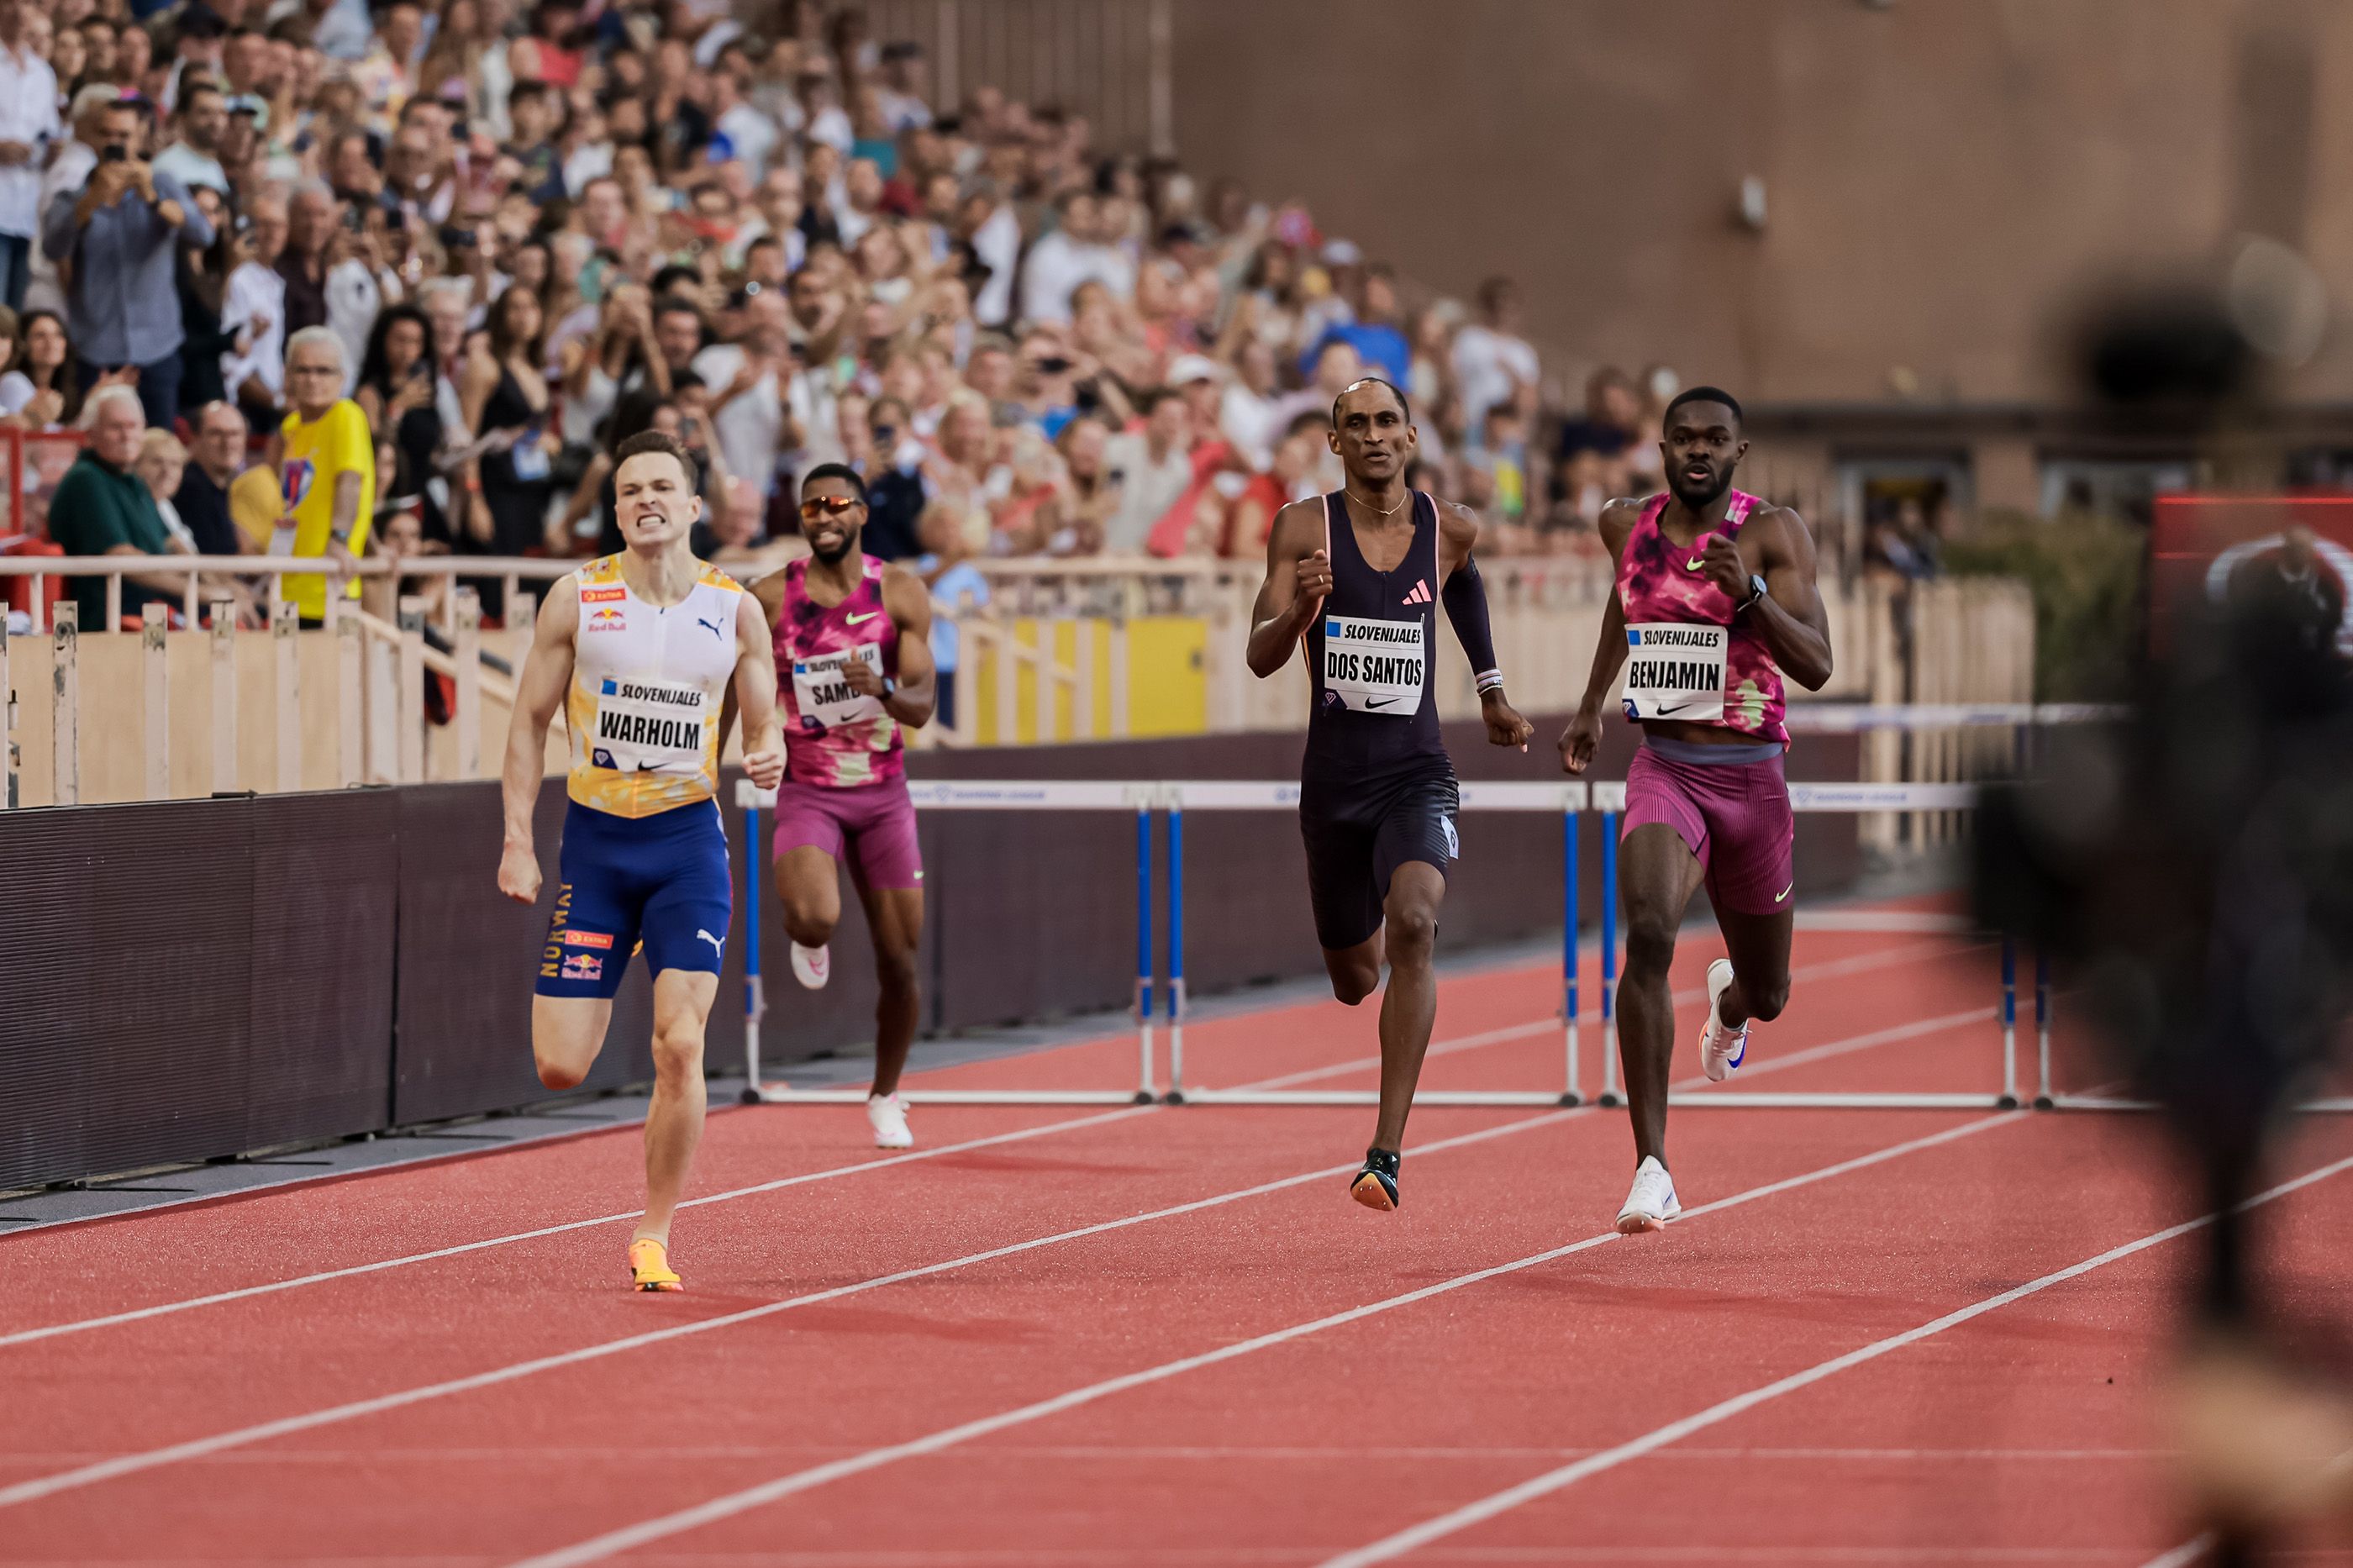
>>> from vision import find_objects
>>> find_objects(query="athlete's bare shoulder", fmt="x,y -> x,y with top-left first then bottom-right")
1268,495 -> 1327,560
879,561 -> 930,623
1432,496 -> 1481,546
1745,502 -> 1820,570
1597,497 -> 1647,557
1431,496 -> 1481,571
748,564 -> 792,619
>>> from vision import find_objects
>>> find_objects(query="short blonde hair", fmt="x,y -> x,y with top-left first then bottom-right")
139,428 -> 189,466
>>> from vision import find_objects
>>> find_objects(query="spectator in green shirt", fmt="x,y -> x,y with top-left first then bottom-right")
49,385 -> 183,630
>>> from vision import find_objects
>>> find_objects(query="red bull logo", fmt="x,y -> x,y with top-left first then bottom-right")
587,607 -> 626,632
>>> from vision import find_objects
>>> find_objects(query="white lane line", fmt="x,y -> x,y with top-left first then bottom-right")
1315,1155 -> 2353,1568
504,1113 -> 2022,1568
2137,1539 -> 2213,1568
41,1441 -> 2161,1468
0,946 -> 1986,1350
0,1108 -> 1150,1352
0,1107 -> 1592,1511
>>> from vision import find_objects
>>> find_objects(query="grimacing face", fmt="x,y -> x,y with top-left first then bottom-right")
613,449 -> 700,549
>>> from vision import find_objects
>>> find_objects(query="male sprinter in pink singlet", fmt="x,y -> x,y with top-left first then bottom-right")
499,430 -> 787,1292
1560,387 -> 1833,1234
750,462 -> 936,1149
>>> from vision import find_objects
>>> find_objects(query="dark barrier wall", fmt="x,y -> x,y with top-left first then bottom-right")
391,782 -> 662,1124
0,794 -> 396,1191
0,718 -> 1856,1185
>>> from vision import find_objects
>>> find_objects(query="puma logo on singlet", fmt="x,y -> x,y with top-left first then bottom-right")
845,611 -> 880,625
696,616 -> 724,638
697,929 -> 726,960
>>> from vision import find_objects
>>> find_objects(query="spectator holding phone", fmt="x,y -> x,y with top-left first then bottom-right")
222,187 -> 287,427
42,93 -> 211,429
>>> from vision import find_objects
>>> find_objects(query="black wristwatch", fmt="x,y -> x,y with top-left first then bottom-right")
880,676 -> 898,698
1738,572 -> 1768,613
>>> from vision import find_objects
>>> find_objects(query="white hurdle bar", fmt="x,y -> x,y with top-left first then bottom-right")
731,778 -> 1161,1107
722,768 -> 2349,1115
1168,780 -> 2020,1111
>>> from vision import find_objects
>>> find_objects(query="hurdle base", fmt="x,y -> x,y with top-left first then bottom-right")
1161,1089 -> 1187,1106
2033,1095 -> 2056,1111
1666,1092 -> 2013,1109
1174,1089 -> 1571,1107
1557,1092 -> 1583,1108
743,1087 -> 1149,1106
1598,1092 -> 1623,1108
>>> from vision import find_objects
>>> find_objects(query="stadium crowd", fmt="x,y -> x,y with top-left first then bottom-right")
0,0 -> 1695,629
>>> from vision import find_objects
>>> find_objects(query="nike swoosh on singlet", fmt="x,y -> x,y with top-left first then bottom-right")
1366,697 -> 1399,709
1686,557 -> 1706,571
1774,882 -> 1793,903
1654,698 -> 1708,717
845,612 -> 880,625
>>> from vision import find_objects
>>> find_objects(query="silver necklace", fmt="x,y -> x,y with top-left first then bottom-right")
1345,487 -> 1408,518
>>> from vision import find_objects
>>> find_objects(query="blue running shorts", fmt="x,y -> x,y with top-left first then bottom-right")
536,799 -> 733,999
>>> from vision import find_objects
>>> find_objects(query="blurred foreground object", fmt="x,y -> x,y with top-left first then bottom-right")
1977,296 -> 2353,1563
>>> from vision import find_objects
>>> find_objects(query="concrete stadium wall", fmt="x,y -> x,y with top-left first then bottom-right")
1170,0 -> 2353,408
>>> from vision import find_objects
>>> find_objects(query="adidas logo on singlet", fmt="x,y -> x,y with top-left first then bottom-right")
1403,579 -> 1431,605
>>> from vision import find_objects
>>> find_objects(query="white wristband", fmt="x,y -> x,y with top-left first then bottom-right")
1475,669 -> 1505,694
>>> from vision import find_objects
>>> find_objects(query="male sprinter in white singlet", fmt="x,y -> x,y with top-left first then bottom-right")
499,430 -> 787,1292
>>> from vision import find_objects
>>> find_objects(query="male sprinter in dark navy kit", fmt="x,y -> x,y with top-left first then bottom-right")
1247,376 -> 1534,1210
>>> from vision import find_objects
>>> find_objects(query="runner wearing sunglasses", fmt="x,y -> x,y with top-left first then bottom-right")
744,463 -> 938,1146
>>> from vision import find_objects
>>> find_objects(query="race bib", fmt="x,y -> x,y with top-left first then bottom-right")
792,645 -> 885,729
589,677 -> 708,772
1620,623 -> 1727,722
1321,614 -> 1424,715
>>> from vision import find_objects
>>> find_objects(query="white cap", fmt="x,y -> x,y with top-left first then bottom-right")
1166,353 -> 1221,387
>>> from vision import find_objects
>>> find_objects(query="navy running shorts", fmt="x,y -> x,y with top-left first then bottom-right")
1298,764 -> 1460,952
536,799 -> 733,999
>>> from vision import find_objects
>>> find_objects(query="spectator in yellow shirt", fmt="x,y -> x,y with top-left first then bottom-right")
271,326 -> 375,624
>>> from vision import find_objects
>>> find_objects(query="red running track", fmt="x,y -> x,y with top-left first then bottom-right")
3,916 -> 2349,1567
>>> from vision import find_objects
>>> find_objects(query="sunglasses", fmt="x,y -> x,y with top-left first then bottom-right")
799,495 -> 861,519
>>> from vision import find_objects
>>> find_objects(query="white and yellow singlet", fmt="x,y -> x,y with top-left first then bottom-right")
564,555 -> 747,818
